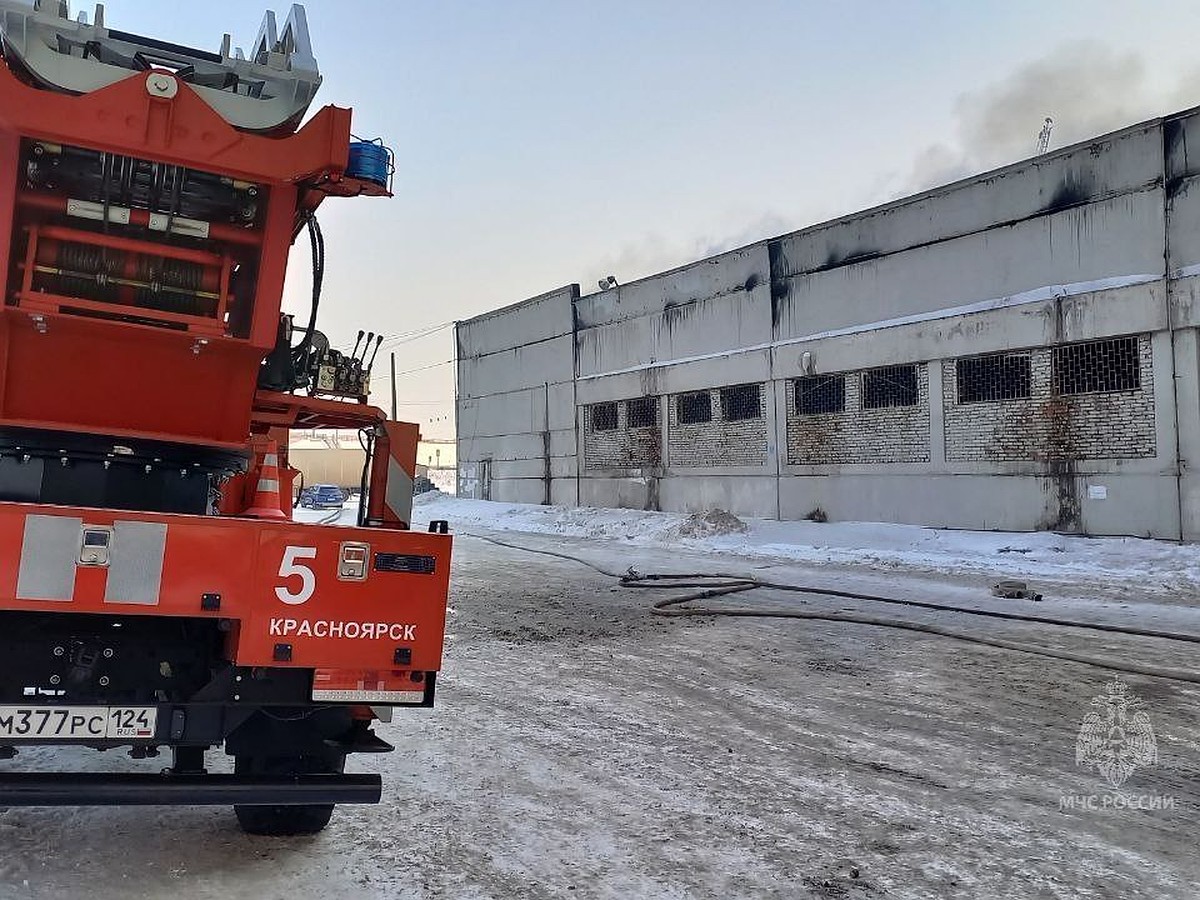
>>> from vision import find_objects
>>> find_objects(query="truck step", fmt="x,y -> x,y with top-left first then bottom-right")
0,772 -> 382,806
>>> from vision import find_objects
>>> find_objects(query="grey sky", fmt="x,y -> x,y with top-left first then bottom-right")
111,0 -> 1200,438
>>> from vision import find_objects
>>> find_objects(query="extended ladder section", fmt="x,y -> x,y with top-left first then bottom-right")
0,0 -> 321,132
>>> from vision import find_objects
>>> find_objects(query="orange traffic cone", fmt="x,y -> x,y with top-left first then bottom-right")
245,438 -> 288,519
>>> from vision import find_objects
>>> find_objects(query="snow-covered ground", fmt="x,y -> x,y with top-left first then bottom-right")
412,492 -> 1200,594
4,495 -> 1200,898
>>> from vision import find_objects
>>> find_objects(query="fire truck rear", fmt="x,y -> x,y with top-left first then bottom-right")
0,1 -> 452,834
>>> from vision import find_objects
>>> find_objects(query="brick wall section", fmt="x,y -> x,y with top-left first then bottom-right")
943,336 -> 1156,461
786,366 -> 930,464
583,400 -> 662,470
667,386 -> 768,467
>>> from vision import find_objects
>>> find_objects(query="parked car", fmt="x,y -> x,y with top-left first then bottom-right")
297,483 -> 346,509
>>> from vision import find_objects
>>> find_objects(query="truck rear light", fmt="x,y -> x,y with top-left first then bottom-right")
311,668 -> 426,704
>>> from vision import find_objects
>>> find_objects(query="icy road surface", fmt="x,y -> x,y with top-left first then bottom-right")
1,497 -> 1199,898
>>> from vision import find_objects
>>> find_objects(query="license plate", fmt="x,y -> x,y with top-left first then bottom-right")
0,706 -> 157,741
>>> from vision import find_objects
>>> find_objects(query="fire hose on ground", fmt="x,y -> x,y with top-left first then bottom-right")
465,532 -> 1200,685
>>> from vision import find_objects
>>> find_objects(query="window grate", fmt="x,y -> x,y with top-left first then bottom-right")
957,354 -> 1031,403
795,375 -> 845,415
862,364 -> 918,409
1053,337 -> 1140,395
676,391 -> 712,425
626,396 -> 658,429
590,402 -> 618,431
720,384 -> 762,421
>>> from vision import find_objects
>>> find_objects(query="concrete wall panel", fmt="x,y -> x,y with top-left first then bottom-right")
457,336 -> 574,400
486,478 -> 549,505
777,191 -> 1165,342
575,247 -> 769,328
656,475 -> 778,518
578,477 -> 656,511
779,474 -> 1055,531
456,285 -> 576,357
575,285 -> 773,379
776,124 -> 1162,279
550,479 -> 579,507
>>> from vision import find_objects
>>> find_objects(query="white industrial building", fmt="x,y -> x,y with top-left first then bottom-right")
455,106 -> 1200,540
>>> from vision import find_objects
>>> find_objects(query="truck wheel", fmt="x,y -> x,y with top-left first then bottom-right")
233,752 -> 345,836
234,801 -> 333,836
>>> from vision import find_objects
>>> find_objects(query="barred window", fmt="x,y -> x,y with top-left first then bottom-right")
590,402 -> 618,431
677,391 -> 712,425
957,354 -> 1031,403
862,364 -> 918,409
795,375 -> 845,415
626,396 -> 658,429
1053,337 -> 1141,395
720,384 -> 762,421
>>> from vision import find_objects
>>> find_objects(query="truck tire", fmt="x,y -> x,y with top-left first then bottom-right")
232,752 -> 345,836
234,800 -> 334,836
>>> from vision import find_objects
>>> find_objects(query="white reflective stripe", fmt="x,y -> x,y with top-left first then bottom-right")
257,478 -> 280,492
262,454 -> 279,468
385,456 -> 414,524
16,515 -> 81,601
311,689 -> 425,703
104,521 -> 167,606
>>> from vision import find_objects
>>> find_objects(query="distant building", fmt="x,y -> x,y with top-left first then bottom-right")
288,430 -> 431,491
417,439 -> 456,493
455,106 -> 1200,539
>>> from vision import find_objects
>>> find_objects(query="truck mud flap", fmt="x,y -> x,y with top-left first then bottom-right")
0,772 -> 382,806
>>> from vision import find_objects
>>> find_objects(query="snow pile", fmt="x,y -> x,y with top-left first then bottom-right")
671,508 -> 749,539
408,495 -> 1200,593
413,488 -> 449,506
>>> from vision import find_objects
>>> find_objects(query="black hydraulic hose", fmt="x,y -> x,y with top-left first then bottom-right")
465,532 -> 1200,683
291,212 -> 324,363
474,534 -> 620,577
356,428 -> 373,527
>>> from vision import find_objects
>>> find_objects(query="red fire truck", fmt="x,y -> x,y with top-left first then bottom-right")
0,1 -> 451,834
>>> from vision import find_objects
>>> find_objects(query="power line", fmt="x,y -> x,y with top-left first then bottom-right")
389,319 -> 454,339
376,321 -> 454,350
329,321 -> 455,356
372,358 -> 454,379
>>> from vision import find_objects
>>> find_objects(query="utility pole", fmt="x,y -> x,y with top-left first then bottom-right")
390,352 -> 397,420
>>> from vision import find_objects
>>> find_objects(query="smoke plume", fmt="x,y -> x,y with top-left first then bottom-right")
583,211 -> 792,289
584,42 -> 1200,289
903,41 -> 1200,192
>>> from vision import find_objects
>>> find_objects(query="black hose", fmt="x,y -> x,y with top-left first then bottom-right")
465,532 -> 1200,683
292,469 -> 305,510
291,212 -> 324,363
623,572 -> 1200,646
356,428 -> 373,527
